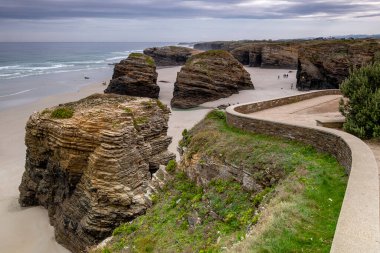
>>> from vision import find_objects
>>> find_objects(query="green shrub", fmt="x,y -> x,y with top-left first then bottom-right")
339,62 -> 380,139
166,159 -> 177,173
206,110 -> 226,121
179,128 -> 192,148
156,99 -> 167,111
51,107 -> 74,119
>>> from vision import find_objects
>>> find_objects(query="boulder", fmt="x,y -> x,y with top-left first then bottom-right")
296,39 -> 380,90
171,50 -> 254,109
143,46 -> 201,66
104,53 -> 159,98
19,94 -> 175,252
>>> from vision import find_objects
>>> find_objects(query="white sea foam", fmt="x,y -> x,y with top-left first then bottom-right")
0,89 -> 33,98
106,56 -> 129,61
21,64 -> 74,71
66,60 -> 105,64
0,65 -> 21,70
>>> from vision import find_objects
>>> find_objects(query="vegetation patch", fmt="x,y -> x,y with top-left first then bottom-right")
124,107 -> 133,115
155,99 -> 167,111
98,110 -> 347,253
165,159 -> 177,173
50,107 -> 74,119
340,62 -> 380,139
128,52 -> 155,66
141,100 -> 154,109
187,50 -> 231,65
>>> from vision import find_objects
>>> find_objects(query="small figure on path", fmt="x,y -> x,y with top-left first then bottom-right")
291,83 -> 294,89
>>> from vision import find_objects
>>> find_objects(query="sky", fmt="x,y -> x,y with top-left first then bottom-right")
0,0 -> 379,42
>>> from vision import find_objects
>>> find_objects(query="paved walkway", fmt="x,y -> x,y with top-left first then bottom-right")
249,94 -> 344,127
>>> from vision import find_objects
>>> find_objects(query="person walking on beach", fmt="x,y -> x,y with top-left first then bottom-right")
291,83 -> 293,89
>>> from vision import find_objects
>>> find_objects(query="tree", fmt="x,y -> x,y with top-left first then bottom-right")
339,62 -> 380,139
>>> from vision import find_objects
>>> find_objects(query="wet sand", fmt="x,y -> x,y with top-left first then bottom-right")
0,66 -> 299,252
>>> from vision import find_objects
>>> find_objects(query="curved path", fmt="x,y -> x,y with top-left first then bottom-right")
226,90 -> 380,253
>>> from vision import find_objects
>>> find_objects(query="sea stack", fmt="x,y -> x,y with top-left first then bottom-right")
105,53 -> 160,98
18,93 -> 175,252
143,46 -> 201,66
171,50 -> 254,109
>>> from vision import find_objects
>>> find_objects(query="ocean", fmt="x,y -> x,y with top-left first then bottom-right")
0,42 -> 176,110
0,42 -> 175,80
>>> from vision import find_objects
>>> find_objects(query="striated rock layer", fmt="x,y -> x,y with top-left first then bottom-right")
171,50 -> 254,109
297,40 -> 380,90
105,53 -> 160,98
19,94 -> 175,252
143,46 -> 201,66
230,43 -> 298,68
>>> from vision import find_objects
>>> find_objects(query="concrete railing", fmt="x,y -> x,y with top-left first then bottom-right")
226,90 -> 380,253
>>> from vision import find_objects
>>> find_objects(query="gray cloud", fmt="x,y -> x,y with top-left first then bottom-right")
1,0 -> 380,20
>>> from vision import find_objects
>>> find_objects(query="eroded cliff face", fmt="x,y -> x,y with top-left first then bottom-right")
230,44 -> 298,69
170,50 -> 254,109
194,41 -> 298,69
19,94 -> 175,252
296,40 -> 380,90
143,46 -> 201,66
105,53 -> 160,98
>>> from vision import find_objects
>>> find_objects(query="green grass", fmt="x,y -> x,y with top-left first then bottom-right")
129,52 -> 155,66
156,99 -> 167,111
98,110 -> 347,253
165,159 -> 177,173
50,107 -> 74,119
187,50 -> 231,65
100,173 -> 265,253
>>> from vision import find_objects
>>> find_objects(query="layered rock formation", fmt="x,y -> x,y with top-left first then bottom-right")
143,46 -> 201,66
195,41 -> 298,69
19,94 -> 175,252
193,40 -> 255,51
104,53 -> 160,98
171,50 -> 254,109
261,44 -> 298,69
297,40 -> 380,90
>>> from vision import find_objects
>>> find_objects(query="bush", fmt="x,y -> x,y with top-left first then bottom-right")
166,159 -> 177,173
206,110 -> 226,121
50,107 -> 74,119
179,129 -> 192,148
340,62 -> 380,139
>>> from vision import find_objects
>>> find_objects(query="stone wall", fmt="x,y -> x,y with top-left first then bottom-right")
234,89 -> 342,114
227,112 -> 352,172
225,90 -> 380,253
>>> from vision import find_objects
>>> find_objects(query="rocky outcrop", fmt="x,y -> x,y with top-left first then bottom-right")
230,43 -> 298,68
19,94 -> 175,252
193,41 -> 255,51
171,50 -> 254,109
195,41 -> 298,68
297,40 -> 380,90
261,44 -> 298,69
143,46 -> 201,66
230,44 -> 263,66
104,53 -> 159,98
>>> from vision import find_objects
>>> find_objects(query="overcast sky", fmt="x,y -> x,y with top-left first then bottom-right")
0,0 -> 379,42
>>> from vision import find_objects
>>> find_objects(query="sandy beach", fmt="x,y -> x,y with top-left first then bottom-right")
0,66 -> 300,253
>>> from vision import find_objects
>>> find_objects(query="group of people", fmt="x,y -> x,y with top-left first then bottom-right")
278,73 -> 289,79
277,73 -> 294,89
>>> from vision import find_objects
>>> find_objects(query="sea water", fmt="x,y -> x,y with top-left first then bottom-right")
0,42 -> 175,110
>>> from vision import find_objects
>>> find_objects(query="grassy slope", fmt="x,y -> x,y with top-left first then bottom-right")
98,111 -> 347,253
